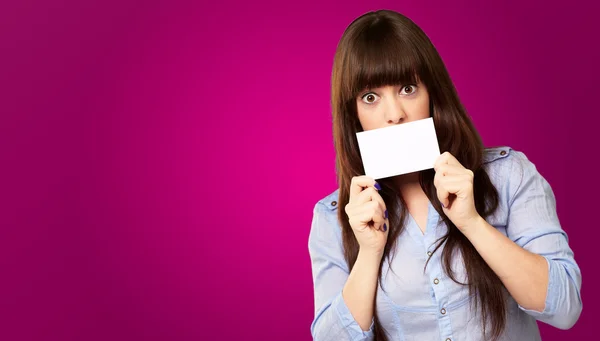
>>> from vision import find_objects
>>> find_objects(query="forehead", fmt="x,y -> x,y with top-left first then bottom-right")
347,45 -> 423,96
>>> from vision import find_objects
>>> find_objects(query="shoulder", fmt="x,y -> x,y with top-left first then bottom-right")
481,146 -> 548,204
312,188 -> 342,226
481,145 -> 533,180
315,189 -> 341,212
311,189 -> 342,228
309,188 -> 344,249
482,145 -> 512,165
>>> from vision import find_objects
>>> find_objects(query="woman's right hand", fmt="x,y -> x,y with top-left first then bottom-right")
344,176 -> 389,255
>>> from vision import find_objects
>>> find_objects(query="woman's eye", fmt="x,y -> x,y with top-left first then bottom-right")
400,85 -> 417,95
361,93 -> 379,104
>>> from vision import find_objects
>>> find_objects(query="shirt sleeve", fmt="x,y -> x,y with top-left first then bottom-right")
505,151 -> 582,329
308,201 -> 375,341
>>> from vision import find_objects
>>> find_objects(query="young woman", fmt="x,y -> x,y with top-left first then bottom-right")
308,9 -> 582,341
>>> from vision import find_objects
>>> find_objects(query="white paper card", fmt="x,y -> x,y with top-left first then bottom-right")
356,117 -> 441,180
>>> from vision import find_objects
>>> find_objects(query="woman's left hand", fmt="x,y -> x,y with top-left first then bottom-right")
433,152 -> 482,232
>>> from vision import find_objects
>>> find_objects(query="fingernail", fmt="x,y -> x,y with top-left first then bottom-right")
374,182 -> 382,191
384,210 -> 388,219
441,202 -> 445,208
383,223 -> 387,232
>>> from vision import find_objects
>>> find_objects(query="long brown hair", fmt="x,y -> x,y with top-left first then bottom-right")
331,10 -> 506,341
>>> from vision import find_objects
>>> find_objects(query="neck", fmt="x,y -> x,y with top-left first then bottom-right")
393,171 -> 420,188
392,171 -> 426,200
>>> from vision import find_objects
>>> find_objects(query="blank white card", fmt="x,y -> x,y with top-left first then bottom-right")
356,117 -> 441,180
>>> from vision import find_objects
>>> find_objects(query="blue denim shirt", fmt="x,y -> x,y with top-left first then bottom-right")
308,147 -> 582,341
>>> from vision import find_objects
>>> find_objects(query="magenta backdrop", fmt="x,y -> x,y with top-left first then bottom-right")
1,0 -> 598,340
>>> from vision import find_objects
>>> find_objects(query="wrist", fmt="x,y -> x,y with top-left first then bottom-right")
460,215 -> 486,238
357,248 -> 384,262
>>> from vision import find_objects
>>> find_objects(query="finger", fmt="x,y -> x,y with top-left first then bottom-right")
352,201 -> 379,224
353,202 -> 385,228
442,151 -> 462,166
436,184 -> 450,208
438,178 -> 473,198
355,202 -> 383,226
436,172 -> 474,189
353,186 -> 378,205
353,201 -> 381,222
371,190 -> 387,216
434,152 -> 450,170
346,197 -> 382,221
350,176 -> 379,198
371,210 -> 386,231
354,187 -> 387,214
435,164 -> 467,176
348,207 -> 374,231
434,151 -> 464,170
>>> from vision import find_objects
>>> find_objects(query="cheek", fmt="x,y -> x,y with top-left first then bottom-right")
357,106 -> 377,129
409,97 -> 430,119
358,113 -> 380,130
357,116 -> 372,130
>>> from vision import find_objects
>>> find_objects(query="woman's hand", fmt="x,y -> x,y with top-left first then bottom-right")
433,152 -> 482,232
345,176 -> 389,256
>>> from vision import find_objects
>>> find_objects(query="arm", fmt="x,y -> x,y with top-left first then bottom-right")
462,151 -> 582,329
308,202 -> 379,341
462,217 -> 550,311
343,249 -> 382,331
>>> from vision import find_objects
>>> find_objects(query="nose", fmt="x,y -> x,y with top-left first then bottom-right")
383,98 -> 406,125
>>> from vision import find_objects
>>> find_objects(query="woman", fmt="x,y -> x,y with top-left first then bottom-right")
308,9 -> 582,341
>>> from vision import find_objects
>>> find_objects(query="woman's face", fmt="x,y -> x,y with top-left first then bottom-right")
355,82 -> 430,131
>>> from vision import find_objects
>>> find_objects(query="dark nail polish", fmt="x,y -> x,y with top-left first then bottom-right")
441,202 -> 445,208
383,223 -> 387,232
384,210 -> 388,219
374,182 -> 382,191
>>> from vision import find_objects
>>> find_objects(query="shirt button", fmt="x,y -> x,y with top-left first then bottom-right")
433,278 -> 439,285
331,201 -> 337,207
500,150 -> 507,156
441,308 -> 447,315
427,251 -> 432,257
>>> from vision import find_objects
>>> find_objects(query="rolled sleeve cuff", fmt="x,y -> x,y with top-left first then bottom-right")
332,291 -> 375,341
518,256 -> 558,317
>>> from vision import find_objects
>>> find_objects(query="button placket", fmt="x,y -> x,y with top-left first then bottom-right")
425,233 -> 453,339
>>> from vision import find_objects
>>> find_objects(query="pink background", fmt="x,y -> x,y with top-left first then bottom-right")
1,0 -> 598,340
